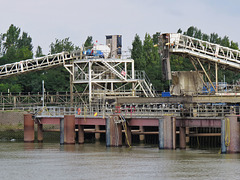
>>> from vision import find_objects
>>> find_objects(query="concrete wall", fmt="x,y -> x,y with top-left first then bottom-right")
0,111 -> 27,125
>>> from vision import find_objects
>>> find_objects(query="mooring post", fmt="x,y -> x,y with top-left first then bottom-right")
37,123 -> 43,143
78,125 -> 84,144
24,114 -> 35,143
159,118 -> 164,149
64,115 -> 75,144
226,115 -> 240,153
179,127 -> 186,149
60,118 -> 64,145
221,118 -> 226,154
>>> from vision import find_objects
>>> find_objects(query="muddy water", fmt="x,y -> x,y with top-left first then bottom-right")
0,142 -> 240,180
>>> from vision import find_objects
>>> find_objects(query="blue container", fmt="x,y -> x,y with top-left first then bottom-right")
162,92 -> 171,97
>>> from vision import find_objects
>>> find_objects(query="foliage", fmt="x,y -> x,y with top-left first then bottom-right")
84,36 -> 93,49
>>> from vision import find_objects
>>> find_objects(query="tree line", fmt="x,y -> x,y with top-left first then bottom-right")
0,24 -> 239,93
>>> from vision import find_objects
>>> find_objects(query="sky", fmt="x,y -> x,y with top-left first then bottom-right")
0,0 -> 240,55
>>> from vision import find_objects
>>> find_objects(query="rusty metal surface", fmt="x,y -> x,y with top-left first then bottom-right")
24,114 -> 34,142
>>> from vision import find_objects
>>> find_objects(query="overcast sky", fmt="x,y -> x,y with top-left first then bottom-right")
1,0 -> 240,55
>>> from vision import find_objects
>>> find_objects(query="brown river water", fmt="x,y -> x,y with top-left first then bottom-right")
0,142 -> 240,180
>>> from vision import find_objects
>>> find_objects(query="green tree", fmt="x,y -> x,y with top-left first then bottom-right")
84,36 -> 93,49
131,34 -> 145,70
35,46 -> 44,57
50,38 -> 74,54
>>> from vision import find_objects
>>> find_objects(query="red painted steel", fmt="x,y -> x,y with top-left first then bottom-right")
128,118 -> 159,126
176,118 -> 221,128
40,117 -> 60,124
24,114 -> 35,142
76,118 -> 106,125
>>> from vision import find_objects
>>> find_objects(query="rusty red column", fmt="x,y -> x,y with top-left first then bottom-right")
226,115 -> 240,153
64,115 -> 75,144
106,115 -> 122,147
24,114 -> 34,143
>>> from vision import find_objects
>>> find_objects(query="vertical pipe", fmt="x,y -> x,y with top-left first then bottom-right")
60,118 -> 64,145
24,114 -> 34,143
106,117 -> 110,147
159,118 -> 164,149
64,115 -> 75,144
180,127 -> 186,149
172,117 -> 176,149
78,125 -> 84,144
221,119 -> 226,154
37,123 -> 43,143
89,61 -> 92,104
215,62 -> 218,93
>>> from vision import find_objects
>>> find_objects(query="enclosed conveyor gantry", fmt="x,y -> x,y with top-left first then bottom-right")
159,33 -> 240,93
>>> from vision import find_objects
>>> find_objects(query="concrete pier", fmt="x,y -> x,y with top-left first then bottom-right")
64,115 -> 75,144
24,114 -> 34,143
221,118 -> 226,153
159,116 -> 176,149
226,115 -> 240,153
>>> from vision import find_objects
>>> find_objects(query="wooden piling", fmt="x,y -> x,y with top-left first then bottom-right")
37,123 -> 43,143
78,125 -> 84,144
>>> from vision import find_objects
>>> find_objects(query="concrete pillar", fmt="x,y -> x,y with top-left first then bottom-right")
60,118 -> 64,145
37,123 -> 43,143
221,119 -> 226,154
106,115 -> 122,147
125,123 -> 131,147
64,115 -> 75,144
226,115 -> 240,153
139,126 -> 145,142
24,114 -> 34,143
95,125 -> 100,141
159,116 -> 176,149
179,127 -> 186,149
159,118 -> 164,149
78,125 -> 84,144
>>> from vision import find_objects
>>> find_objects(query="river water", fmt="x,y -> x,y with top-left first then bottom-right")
0,142 -> 240,180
